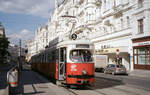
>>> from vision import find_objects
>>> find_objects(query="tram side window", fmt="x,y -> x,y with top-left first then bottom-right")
52,51 -> 56,63
56,49 -> 59,61
40,55 -> 41,63
48,53 -> 52,63
44,53 -> 46,63
45,53 -> 48,63
37,56 -> 39,63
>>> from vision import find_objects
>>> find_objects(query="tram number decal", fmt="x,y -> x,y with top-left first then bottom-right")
71,64 -> 77,71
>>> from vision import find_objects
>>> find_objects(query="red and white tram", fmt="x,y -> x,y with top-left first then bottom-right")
31,39 -> 95,86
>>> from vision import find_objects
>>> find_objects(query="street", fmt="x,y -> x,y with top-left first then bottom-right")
60,72 -> 150,95
1,64 -> 150,95
95,72 -> 150,91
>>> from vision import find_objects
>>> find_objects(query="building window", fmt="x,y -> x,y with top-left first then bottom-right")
127,16 -> 130,27
138,0 -> 143,8
138,19 -> 144,34
116,0 -> 121,6
103,0 -> 106,12
87,0 -> 89,4
73,10 -> 75,16
73,0 -> 74,4
133,47 -> 150,65
121,18 -> 123,30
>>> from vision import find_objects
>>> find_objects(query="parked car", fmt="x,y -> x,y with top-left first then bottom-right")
104,64 -> 127,75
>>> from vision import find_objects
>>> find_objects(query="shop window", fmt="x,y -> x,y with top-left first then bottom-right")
138,48 -> 145,54
134,48 -> 137,54
146,54 -> 150,65
134,47 -> 150,65
138,54 -> 146,65
134,56 -> 137,64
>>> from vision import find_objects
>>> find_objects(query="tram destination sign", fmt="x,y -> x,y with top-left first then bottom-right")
76,44 -> 89,48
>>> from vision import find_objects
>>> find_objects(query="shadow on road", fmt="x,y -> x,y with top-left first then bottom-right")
13,64 -> 50,95
93,76 -> 125,89
1,64 -> 51,95
0,65 -> 13,90
60,75 -> 125,91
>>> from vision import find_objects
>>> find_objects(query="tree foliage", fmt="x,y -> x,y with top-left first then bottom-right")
0,35 -> 10,64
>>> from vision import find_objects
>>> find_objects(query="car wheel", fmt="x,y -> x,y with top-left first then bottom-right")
101,68 -> 105,73
112,72 -> 115,75
104,70 -> 107,74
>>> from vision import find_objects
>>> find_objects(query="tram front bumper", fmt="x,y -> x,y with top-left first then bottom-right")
67,75 -> 95,85
77,80 -> 89,84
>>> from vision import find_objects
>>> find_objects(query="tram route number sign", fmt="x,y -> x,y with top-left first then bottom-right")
71,34 -> 77,40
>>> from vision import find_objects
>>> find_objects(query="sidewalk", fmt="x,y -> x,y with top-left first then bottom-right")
10,70 -> 71,95
129,69 -> 150,79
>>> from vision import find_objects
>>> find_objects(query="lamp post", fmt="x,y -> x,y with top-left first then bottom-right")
18,39 -> 22,71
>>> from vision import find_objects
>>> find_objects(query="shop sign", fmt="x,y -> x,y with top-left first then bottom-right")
133,41 -> 150,46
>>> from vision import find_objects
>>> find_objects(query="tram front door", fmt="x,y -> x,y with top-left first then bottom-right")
58,47 -> 66,80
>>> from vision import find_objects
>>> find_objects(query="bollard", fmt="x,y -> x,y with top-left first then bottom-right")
8,69 -> 18,87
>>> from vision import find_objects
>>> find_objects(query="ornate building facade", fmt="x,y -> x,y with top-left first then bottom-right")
27,0 -> 150,70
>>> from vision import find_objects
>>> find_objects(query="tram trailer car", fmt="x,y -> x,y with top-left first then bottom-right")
31,40 -> 95,86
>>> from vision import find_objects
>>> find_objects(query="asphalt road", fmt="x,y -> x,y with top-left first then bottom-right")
60,72 -> 150,95
22,64 -> 150,95
95,72 -> 150,91
2,63 -> 150,95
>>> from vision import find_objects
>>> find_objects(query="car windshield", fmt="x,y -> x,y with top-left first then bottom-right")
116,65 -> 124,68
111,65 -> 115,67
70,49 -> 92,63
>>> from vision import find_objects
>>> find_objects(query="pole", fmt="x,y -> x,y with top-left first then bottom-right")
18,39 -> 22,71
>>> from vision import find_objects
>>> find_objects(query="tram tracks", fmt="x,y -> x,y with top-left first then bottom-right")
60,86 -> 79,95
60,85 -> 107,95
60,76 -> 123,95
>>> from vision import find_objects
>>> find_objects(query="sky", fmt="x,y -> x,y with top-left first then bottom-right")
0,0 -> 63,47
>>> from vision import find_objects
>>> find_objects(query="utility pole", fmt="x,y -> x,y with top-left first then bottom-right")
18,39 -> 22,71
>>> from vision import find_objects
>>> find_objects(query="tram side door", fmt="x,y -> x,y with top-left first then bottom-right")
58,47 -> 66,80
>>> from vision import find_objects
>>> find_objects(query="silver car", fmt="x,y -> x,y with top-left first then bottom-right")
104,64 -> 127,75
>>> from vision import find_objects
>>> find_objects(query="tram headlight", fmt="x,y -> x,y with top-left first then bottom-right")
82,70 -> 87,75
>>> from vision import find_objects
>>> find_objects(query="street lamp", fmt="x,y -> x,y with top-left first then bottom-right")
18,39 -> 22,71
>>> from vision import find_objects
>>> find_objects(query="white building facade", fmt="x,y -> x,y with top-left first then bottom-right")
28,0 -> 150,70
0,23 -> 5,36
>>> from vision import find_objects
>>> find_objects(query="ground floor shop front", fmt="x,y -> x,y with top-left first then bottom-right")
93,35 -> 150,71
132,36 -> 150,70
95,47 -> 131,71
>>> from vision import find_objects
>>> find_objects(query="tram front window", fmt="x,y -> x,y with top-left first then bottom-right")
70,50 -> 92,63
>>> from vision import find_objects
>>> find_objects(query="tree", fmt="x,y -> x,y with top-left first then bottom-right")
0,35 -> 10,64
